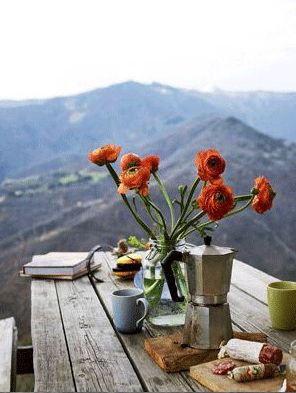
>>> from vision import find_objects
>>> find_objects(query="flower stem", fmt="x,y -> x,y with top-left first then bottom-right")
171,177 -> 200,238
234,194 -> 253,202
139,194 -> 167,234
153,172 -> 175,230
106,163 -> 156,239
141,197 -> 163,227
172,211 -> 206,241
144,196 -> 168,236
224,195 -> 255,218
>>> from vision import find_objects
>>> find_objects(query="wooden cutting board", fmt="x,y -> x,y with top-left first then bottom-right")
144,331 -> 267,372
190,358 -> 286,392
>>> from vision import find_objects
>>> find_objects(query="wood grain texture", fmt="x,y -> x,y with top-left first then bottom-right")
144,333 -> 219,372
91,251 -> 196,392
232,259 -> 279,304
31,280 -> 75,392
30,252 -> 290,393
0,317 -> 17,392
55,276 -> 143,392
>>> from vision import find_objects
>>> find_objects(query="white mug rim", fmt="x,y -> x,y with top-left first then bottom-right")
112,288 -> 144,298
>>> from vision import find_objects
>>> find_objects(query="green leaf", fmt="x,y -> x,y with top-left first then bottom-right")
128,235 -> 148,249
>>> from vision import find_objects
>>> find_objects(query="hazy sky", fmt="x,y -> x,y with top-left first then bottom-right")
1,0 -> 296,99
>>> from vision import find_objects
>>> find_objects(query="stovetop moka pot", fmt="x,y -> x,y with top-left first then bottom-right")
161,237 -> 236,349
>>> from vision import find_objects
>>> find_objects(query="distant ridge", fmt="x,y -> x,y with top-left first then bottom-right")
1,80 -> 296,181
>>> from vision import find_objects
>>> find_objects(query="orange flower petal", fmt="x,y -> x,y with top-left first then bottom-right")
195,149 -> 226,182
119,166 -> 151,189
107,146 -> 122,162
120,153 -> 141,171
118,183 -> 129,194
252,176 -> 275,214
142,155 -> 160,172
139,182 -> 149,196
197,182 -> 234,221
88,144 -> 121,166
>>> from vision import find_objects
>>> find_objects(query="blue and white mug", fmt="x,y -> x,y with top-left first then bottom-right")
111,288 -> 148,333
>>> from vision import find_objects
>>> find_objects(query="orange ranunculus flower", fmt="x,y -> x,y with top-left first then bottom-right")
142,155 -> 160,173
88,144 -> 121,166
195,149 -> 226,182
197,182 -> 234,221
252,176 -> 276,214
118,166 -> 151,195
120,153 -> 142,171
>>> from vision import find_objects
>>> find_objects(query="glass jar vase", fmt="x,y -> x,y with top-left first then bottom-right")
134,238 -> 188,326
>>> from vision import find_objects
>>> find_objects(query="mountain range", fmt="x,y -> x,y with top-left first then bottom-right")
0,81 -> 295,339
1,81 -> 296,181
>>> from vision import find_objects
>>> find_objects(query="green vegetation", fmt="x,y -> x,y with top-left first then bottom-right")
1,169 -> 108,199
78,169 -> 108,183
128,235 -> 148,249
58,173 -> 80,185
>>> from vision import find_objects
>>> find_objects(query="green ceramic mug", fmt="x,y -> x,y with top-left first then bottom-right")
267,281 -> 296,330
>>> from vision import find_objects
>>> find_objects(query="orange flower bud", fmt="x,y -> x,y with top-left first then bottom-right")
88,144 -> 121,166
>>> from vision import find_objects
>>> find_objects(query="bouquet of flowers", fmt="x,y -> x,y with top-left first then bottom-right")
88,144 -> 275,239
88,143 -> 275,324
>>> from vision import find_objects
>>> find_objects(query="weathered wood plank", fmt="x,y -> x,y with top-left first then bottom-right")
91,251 -> 196,392
31,280 -> 75,392
30,251 -> 288,393
55,276 -> 143,392
0,317 -> 17,392
229,284 -> 296,352
232,259 -> 279,304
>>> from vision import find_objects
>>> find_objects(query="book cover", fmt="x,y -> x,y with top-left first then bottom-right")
23,252 -> 97,275
21,260 -> 102,280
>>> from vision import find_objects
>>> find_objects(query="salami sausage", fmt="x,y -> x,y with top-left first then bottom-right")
218,339 -> 283,365
259,344 -> 283,365
212,360 -> 236,375
228,363 -> 279,382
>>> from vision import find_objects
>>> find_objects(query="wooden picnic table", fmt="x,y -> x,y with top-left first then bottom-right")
31,251 -> 295,392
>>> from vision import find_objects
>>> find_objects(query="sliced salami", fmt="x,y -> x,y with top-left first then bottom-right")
212,360 -> 236,375
259,345 -> 283,365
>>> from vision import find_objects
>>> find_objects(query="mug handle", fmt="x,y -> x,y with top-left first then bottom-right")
136,298 -> 149,329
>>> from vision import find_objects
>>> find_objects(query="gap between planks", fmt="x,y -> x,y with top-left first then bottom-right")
31,280 -> 76,392
54,276 -> 144,392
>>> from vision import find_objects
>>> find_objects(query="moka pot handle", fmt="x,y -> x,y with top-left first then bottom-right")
161,250 -> 184,302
